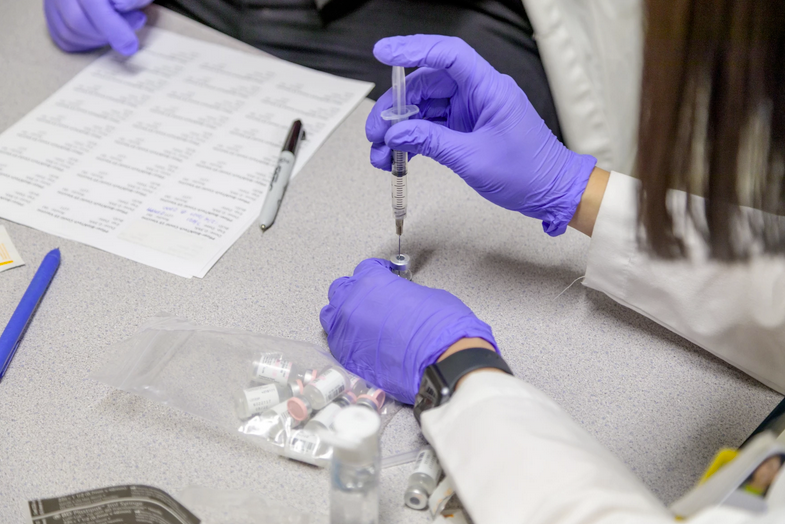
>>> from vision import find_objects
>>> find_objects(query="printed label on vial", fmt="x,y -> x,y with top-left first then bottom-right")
311,369 -> 346,401
414,448 -> 442,480
244,385 -> 282,414
255,354 -> 293,383
289,429 -> 320,456
270,401 -> 290,416
310,403 -> 341,428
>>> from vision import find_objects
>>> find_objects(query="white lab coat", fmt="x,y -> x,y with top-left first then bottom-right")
521,0 -> 643,174
420,172 -> 785,523
584,173 -> 785,395
422,372 -> 785,524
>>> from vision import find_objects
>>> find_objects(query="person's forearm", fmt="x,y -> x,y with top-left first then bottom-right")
420,372 -> 675,524
568,167 -> 610,237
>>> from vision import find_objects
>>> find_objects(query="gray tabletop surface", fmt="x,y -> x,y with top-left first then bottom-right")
0,2 -> 782,523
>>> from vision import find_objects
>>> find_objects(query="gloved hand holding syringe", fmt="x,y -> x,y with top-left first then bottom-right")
380,66 -> 418,255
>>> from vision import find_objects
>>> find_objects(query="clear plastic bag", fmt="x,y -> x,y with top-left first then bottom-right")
91,314 -> 400,467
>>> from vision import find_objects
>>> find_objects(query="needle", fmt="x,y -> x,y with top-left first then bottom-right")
398,235 -> 401,257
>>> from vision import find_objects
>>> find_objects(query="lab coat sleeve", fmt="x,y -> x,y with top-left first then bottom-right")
420,371 -> 783,524
583,172 -> 785,394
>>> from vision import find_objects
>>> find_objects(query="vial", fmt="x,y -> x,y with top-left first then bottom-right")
349,376 -> 369,396
288,386 -> 357,423
301,367 -> 350,411
389,254 -> 412,280
235,382 -> 301,419
251,352 -> 318,386
288,403 -> 343,462
356,387 -> 386,414
326,406 -> 381,524
242,399 -> 299,442
404,446 -> 442,510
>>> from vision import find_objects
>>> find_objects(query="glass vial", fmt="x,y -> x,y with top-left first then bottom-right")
327,406 -> 381,524
251,352 -> 318,386
302,367 -> 349,410
389,254 -> 412,281
350,376 -> 369,396
242,399 -> 299,443
404,446 -> 442,510
356,388 -> 386,413
235,382 -> 298,419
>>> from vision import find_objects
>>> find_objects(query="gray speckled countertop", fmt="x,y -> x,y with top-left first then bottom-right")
0,3 -> 781,523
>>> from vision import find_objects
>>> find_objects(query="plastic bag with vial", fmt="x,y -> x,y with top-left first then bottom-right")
91,314 -> 400,467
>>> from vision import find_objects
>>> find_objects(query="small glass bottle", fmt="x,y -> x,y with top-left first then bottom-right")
389,254 -> 412,281
235,382 -> 301,419
356,388 -> 386,414
325,406 -> 381,524
288,392 -> 364,465
288,390 -> 356,423
349,376 -> 369,396
301,367 -> 350,411
241,399 -> 295,440
404,446 -> 442,510
250,352 -> 318,386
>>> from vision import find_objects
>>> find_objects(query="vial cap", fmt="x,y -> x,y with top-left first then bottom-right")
304,369 -> 318,384
325,406 -> 380,459
390,254 -> 410,272
357,388 -> 386,410
287,396 -> 310,421
404,487 -> 428,510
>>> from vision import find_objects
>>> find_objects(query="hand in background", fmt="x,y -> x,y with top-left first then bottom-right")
366,35 -> 597,236
44,0 -> 153,56
320,258 -> 497,404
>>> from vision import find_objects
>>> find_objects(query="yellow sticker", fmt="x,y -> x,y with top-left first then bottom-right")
0,225 -> 24,273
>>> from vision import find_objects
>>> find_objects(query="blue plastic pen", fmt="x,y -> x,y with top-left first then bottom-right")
0,248 -> 61,381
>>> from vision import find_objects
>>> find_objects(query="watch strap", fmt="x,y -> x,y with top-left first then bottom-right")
436,348 -> 513,392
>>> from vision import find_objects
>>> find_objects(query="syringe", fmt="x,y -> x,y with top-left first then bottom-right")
381,67 -> 418,252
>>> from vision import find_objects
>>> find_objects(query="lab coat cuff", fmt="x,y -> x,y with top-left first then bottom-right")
583,171 -> 639,300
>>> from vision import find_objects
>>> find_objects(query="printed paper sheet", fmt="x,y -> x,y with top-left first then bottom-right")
0,29 -> 372,277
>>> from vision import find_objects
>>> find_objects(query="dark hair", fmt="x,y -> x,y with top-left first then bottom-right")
637,0 -> 785,259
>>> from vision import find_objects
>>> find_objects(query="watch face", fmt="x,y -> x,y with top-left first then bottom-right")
414,367 -> 444,424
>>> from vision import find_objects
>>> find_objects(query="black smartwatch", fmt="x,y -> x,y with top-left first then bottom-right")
413,348 -> 513,425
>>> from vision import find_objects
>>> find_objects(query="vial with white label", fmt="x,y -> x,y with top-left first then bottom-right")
287,396 -> 357,465
235,382 -> 301,419
301,367 -> 350,411
324,406 -> 381,524
356,388 -> 386,414
288,389 -> 357,423
251,352 -> 318,386
404,446 -> 442,510
241,399 -> 294,440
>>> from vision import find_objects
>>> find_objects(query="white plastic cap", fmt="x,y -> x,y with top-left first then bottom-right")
322,406 -> 380,463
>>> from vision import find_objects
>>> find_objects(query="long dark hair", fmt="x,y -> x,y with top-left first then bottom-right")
637,0 -> 785,259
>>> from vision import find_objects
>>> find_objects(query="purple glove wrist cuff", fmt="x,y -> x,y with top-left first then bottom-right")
541,153 -> 598,236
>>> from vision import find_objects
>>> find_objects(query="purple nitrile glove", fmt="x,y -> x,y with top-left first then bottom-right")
366,35 -> 598,236
44,0 -> 153,56
320,258 -> 497,404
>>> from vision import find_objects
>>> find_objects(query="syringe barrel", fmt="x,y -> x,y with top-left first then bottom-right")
391,150 -> 407,177
391,66 -> 407,117
392,172 -> 407,220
